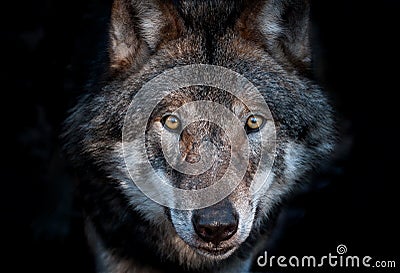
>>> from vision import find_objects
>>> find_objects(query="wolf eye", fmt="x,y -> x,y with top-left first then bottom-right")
162,115 -> 180,131
245,115 -> 264,133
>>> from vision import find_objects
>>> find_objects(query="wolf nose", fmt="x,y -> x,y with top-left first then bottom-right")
193,220 -> 238,245
192,202 -> 238,245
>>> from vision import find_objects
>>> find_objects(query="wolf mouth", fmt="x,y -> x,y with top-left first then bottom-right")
196,245 -> 236,258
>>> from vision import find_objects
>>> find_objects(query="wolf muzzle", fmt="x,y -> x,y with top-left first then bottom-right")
191,200 -> 238,245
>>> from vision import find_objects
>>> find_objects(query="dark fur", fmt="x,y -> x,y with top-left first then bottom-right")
63,0 -> 336,272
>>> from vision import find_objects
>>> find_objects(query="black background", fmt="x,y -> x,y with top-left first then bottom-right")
1,1 -> 399,272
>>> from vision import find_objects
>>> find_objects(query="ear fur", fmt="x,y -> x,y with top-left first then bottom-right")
109,0 -> 312,75
109,0 -> 182,72
240,0 -> 312,75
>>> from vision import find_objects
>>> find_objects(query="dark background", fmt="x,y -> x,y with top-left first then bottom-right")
1,0 -> 399,272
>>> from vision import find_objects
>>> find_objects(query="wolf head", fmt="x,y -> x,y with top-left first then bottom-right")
63,0 -> 335,271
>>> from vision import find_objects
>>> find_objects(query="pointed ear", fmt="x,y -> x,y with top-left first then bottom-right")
242,0 -> 312,75
108,0 -> 183,73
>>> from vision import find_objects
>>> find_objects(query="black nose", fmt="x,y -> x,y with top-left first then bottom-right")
192,201 -> 238,245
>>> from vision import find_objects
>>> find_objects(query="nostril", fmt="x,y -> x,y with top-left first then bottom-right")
193,217 -> 238,245
223,223 -> 237,237
198,225 -> 214,239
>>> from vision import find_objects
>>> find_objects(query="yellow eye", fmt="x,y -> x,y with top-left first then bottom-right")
246,115 -> 264,131
163,115 -> 180,130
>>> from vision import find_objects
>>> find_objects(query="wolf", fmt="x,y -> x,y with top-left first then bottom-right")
62,0 -> 336,272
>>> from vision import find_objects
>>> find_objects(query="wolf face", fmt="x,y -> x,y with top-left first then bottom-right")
63,0 -> 335,272
124,81 -> 277,257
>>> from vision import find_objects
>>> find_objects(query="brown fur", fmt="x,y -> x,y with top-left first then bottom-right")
62,1 -> 336,272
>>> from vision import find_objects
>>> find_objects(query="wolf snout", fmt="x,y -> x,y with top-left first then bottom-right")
192,201 -> 238,245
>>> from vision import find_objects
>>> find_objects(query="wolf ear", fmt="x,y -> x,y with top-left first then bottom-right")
242,0 -> 312,74
108,0 -> 182,72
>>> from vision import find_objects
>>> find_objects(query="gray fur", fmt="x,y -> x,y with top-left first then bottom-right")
62,0 -> 336,272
